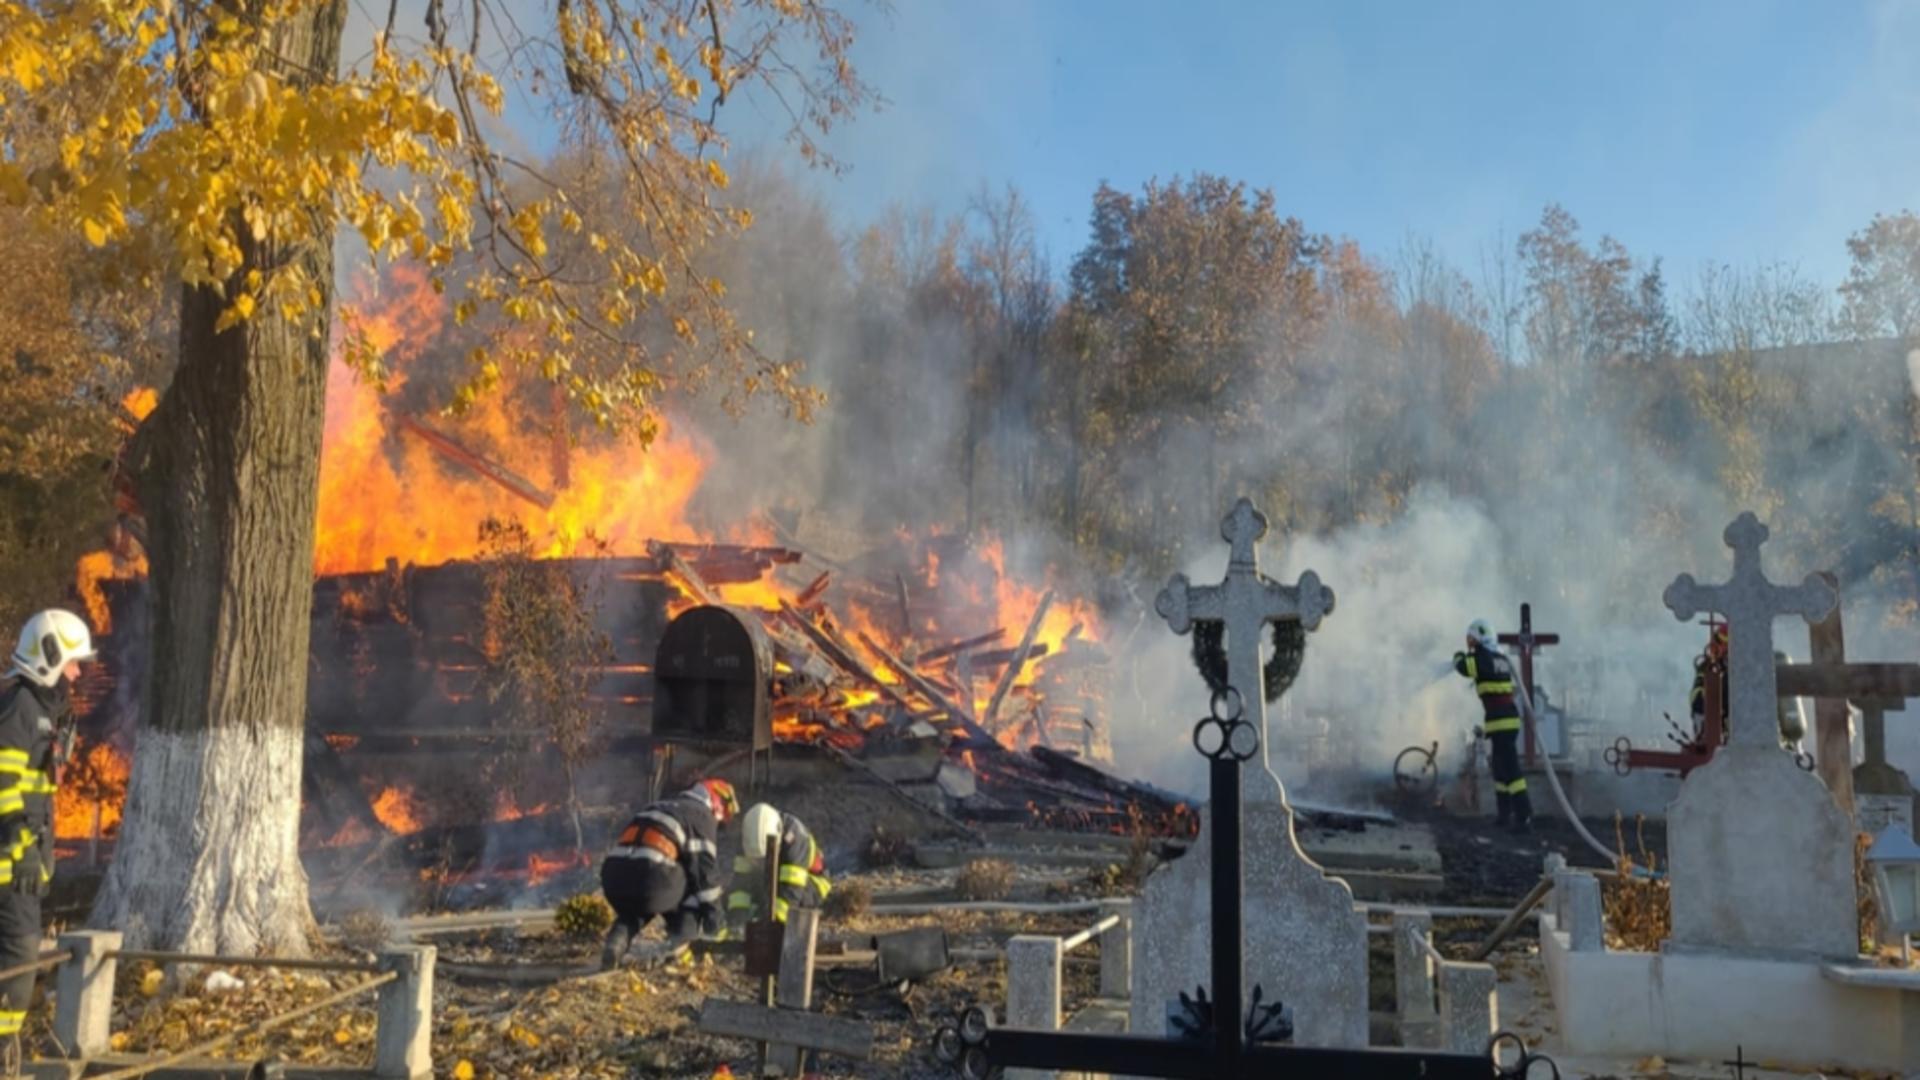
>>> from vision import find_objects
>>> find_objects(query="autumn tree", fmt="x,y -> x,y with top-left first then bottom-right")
1840,211 -> 1920,340
0,0 -> 866,952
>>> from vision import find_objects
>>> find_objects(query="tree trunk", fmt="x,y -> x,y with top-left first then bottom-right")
91,1 -> 346,954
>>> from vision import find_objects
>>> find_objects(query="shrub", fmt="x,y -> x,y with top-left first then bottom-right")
955,859 -> 1015,902
555,892 -> 616,941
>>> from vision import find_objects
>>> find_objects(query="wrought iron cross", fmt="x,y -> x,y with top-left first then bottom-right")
934,498 -> 1546,1079
1663,513 -> 1835,748
1155,498 -> 1334,802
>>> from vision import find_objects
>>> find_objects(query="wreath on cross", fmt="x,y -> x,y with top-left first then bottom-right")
1189,618 -> 1305,704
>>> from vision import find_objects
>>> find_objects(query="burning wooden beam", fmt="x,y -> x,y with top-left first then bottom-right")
776,601 -> 915,712
916,629 -> 1006,667
391,411 -> 555,510
854,630 -> 996,747
982,589 -> 1053,727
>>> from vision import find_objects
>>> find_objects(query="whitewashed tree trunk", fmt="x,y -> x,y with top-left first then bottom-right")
89,0 -> 345,954
90,727 -> 311,953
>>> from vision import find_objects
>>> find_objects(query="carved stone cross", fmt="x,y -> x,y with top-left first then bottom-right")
1156,498 -> 1335,802
1663,513 -> 1836,748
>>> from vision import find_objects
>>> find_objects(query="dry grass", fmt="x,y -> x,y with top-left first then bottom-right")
1858,831 -> 1881,955
334,909 -> 393,954
954,858 -> 1015,902
822,879 -> 872,922
1600,814 -> 1670,952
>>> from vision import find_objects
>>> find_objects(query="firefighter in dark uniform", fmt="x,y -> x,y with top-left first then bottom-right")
0,610 -> 92,1073
598,778 -> 738,970
726,803 -> 830,931
1690,625 -> 1729,742
1455,618 -> 1531,833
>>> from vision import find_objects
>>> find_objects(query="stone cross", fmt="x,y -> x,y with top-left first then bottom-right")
1662,513 -> 1835,748
1156,498 -> 1335,802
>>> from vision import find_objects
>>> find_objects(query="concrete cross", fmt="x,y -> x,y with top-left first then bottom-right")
1663,513 -> 1836,749
1155,498 -> 1335,801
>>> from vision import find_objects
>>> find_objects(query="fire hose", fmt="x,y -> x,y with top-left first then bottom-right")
1509,676 -> 1628,869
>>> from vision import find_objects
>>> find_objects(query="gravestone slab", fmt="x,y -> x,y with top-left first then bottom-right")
1131,801 -> 1368,1047
1665,742 -> 1858,958
1663,514 -> 1854,960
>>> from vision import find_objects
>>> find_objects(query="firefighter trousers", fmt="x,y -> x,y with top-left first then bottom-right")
0,889 -> 39,1038
1489,730 -> 1531,825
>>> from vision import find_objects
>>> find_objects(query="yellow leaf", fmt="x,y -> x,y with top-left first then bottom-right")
452,1062 -> 475,1080
82,218 -> 107,247
333,1027 -> 352,1046
705,159 -> 729,190
139,969 -> 163,997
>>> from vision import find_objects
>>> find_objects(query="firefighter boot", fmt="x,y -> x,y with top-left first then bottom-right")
600,922 -> 635,971
1510,793 -> 1534,835
1494,791 -> 1512,828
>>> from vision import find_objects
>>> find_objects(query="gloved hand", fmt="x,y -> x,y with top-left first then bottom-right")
13,843 -> 42,896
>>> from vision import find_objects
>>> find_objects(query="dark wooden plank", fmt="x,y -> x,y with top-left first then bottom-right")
1776,662 -> 1920,700
696,998 -> 874,1060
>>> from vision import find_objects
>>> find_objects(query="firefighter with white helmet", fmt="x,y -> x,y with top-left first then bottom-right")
0,610 -> 93,1071
726,803 -> 830,932
598,777 -> 738,970
1454,617 -> 1531,833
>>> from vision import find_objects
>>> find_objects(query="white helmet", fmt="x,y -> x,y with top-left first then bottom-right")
741,803 -> 782,860
12,609 -> 96,688
1466,618 -> 1497,650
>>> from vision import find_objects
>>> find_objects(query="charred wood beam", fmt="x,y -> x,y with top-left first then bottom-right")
982,590 -> 1053,728
776,601 -> 915,712
794,572 -> 832,610
853,630 -> 998,748
916,629 -> 1006,666
971,643 -> 1052,670
391,411 -> 555,510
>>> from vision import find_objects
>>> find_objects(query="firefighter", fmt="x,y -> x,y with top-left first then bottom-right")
598,777 -> 738,970
1690,626 -> 1805,750
1455,618 -> 1531,833
726,803 -> 830,931
0,610 -> 91,1072
1689,625 -> 1729,741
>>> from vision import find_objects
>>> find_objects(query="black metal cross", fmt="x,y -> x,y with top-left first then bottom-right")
933,498 -> 1550,1080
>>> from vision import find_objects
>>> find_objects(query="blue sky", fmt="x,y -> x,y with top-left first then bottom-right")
725,1 -> 1920,291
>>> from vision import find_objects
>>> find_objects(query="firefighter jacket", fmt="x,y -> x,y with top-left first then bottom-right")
727,811 -> 830,925
1454,642 -> 1520,735
0,678 -> 59,893
1689,658 -> 1724,726
606,789 -> 726,914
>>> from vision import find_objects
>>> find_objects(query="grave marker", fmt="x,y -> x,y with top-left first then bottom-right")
1663,513 -> 1856,959
932,497 -> 1549,1079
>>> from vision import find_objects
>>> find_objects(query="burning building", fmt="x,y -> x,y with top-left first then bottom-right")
59,266 -> 1183,900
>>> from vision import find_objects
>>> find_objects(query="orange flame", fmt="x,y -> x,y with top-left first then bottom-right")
370,785 -> 425,835
53,742 -> 128,840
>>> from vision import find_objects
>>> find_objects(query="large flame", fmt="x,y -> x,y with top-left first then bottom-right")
54,742 -> 129,841
315,265 -> 713,573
